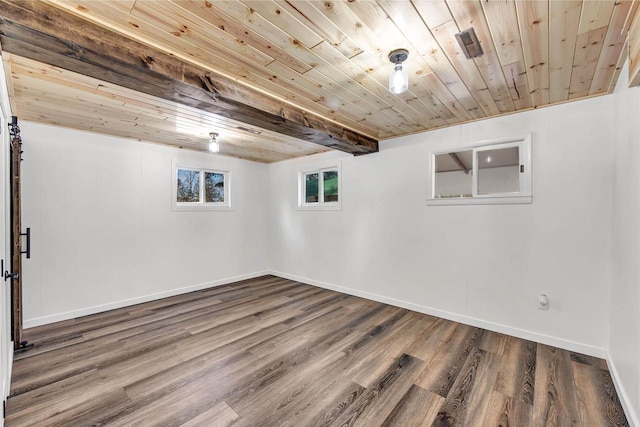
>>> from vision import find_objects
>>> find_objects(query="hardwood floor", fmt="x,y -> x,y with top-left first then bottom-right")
6,276 -> 628,426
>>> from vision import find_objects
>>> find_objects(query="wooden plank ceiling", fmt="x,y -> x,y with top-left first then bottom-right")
3,54 -> 330,162
1,0 -> 637,163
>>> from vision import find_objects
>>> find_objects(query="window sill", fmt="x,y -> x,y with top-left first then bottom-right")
426,195 -> 532,206
297,203 -> 342,211
173,204 -> 233,211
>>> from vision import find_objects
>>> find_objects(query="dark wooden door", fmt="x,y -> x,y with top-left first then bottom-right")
9,118 -> 24,350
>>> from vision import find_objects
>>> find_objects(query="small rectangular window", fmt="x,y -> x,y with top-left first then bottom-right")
177,168 -> 201,203
204,172 -> 225,203
323,171 -> 339,202
428,134 -> 532,205
433,150 -> 473,199
298,164 -> 341,210
173,164 -> 230,210
305,173 -> 320,203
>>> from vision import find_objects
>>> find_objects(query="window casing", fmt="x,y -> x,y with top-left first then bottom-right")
427,134 -> 532,205
173,165 -> 230,210
298,165 -> 341,210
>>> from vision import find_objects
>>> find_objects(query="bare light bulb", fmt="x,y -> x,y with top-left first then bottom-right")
389,64 -> 408,94
208,132 -> 220,153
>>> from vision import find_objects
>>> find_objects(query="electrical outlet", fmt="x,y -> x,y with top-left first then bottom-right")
538,294 -> 549,310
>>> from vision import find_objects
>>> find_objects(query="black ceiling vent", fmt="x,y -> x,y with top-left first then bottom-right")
455,27 -> 483,59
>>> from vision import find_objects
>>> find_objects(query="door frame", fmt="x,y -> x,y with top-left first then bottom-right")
8,118 -> 22,350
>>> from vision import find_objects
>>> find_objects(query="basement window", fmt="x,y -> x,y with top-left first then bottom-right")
298,164 -> 341,210
173,165 -> 230,210
427,134 -> 532,205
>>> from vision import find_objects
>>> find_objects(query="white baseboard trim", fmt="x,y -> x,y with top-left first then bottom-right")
23,270 -> 271,329
270,270 -> 607,358
607,352 -> 639,427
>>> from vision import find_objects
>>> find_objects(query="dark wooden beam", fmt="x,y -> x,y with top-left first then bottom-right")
0,1 -> 378,155
449,153 -> 469,174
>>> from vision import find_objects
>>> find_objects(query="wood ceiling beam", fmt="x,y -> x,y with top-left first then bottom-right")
0,0 -> 378,155
630,4 -> 640,87
449,153 -> 469,174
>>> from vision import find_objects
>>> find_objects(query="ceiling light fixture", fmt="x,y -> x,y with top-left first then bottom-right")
208,132 -> 220,153
388,48 -> 409,94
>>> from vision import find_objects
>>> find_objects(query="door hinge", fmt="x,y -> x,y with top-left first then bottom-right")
3,400 -> 6,418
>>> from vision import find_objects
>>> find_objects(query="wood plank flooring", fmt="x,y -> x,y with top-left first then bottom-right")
6,276 -> 628,426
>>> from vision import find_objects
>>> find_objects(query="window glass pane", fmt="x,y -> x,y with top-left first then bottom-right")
176,169 -> 200,203
305,173 -> 319,203
477,147 -> 520,195
323,170 -> 339,202
204,172 -> 225,203
433,150 -> 473,198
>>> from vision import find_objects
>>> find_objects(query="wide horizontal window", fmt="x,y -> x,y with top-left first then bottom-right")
428,134 -> 532,205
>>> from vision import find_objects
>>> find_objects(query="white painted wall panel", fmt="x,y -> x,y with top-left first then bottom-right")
269,96 -> 614,355
610,61 -> 640,427
20,122 -> 270,326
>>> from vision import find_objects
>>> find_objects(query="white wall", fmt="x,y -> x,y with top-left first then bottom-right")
21,122 -> 270,326
270,95 -> 614,356
610,62 -> 640,426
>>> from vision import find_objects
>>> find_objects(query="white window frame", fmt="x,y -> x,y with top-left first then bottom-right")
297,163 -> 342,211
172,163 -> 230,211
427,134 -> 532,206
